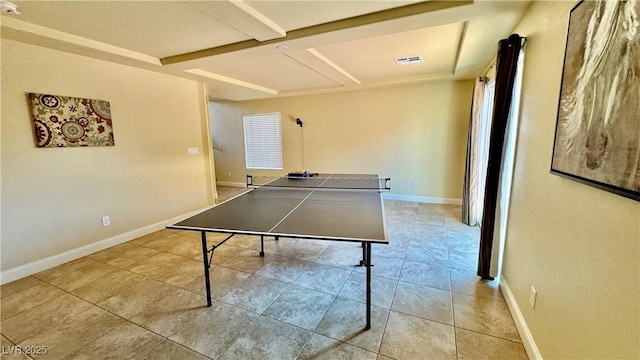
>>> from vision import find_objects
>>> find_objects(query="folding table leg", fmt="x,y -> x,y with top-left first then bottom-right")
364,242 -> 372,330
260,235 -> 265,257
201,232 -> 212,307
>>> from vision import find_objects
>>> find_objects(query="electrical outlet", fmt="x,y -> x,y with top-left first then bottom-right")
187,147 -> 199,156
102,216 -> 111,227
404,181 -> 416,189
529,286 -> 537,309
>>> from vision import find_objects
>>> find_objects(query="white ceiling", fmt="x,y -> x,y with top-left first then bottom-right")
1,0 -> 531,101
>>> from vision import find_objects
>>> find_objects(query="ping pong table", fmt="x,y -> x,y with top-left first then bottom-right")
167,173 -> 390,330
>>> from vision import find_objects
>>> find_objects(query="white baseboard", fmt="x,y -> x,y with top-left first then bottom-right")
499,275 -> 543,360
216,181 -> 246,188
1,191 -> 459,284
383,193 -> 462,205
0,207 -> 212,285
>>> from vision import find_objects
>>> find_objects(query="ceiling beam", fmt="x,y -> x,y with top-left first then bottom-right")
229,0 -> 287,40
187,1 -> 286,42
306,48 -> 361,85
452,21 -> 469,76
184,68 -> 278,95
161,0 -> 473,66
1,16 -> 160,66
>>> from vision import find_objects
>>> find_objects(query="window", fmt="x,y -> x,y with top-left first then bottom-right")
243,112 -> 283,170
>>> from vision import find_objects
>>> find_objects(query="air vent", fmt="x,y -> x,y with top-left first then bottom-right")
394,56 -> 422,66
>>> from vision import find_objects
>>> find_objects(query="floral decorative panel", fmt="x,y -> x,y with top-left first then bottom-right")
29,93 -> 115,147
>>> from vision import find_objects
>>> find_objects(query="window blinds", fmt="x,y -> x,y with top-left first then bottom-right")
243,112 -> 283,170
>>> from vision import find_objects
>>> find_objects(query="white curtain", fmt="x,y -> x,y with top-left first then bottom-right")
490,47 -> 525,277
462,77 -> 488,226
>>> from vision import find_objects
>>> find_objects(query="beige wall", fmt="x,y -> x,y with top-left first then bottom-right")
1,39 -> 214,274
503,1 -> 639,358
210,80 -> 474,202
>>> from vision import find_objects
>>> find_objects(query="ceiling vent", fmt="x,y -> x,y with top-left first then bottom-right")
394,55 -> 422,66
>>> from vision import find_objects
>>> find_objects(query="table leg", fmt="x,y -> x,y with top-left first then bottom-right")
364,242 -> 372,330
260,235 -> 265,257
201,232 -> 212,307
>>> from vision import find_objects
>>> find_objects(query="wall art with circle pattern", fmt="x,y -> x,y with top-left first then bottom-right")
29,93 -> 115,147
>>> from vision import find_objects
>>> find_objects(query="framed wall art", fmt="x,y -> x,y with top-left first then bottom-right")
551,0 -> 640,201
29,93 -> 115,147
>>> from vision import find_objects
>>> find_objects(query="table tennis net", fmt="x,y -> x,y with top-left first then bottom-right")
246,174 -> 391,191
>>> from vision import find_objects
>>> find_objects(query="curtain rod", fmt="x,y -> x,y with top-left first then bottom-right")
481,62 -> 496,78
481,35 -> 527,78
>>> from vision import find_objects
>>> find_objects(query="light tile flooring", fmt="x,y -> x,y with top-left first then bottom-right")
0,187 -> 527,359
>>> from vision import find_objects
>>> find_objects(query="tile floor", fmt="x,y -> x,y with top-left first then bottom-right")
0,186 -> 528,359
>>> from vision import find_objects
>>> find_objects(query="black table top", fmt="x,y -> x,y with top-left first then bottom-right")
169,174 -> 388,243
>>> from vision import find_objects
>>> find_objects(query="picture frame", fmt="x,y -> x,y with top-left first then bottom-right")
550,0 -> 640,201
